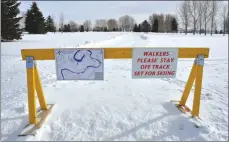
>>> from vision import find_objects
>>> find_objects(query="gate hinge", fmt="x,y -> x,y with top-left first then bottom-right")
26,57 -> 34,69
195,54 -> 204,66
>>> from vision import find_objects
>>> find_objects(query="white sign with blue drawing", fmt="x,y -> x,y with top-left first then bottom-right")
55,48 -> 104,80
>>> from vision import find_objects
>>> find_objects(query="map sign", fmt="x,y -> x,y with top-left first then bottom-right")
55,48 -> 104,80
132,48 -> 178,78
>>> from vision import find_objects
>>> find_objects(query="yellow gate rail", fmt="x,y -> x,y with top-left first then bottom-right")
21,48 -> 209,60
20,47 -> 209,135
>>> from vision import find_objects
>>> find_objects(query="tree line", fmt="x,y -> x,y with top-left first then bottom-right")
57,14 -> 178,33
1,0 -> 228,41
55,1 -> 228,35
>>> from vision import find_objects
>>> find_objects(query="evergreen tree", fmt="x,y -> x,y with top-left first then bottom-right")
45,15 -> 56,32
133,24 -> 138,32
25,2 -> 47,34
104,27 -> 108,32
142,20 -> 150,33
63,25 -> 67,32
152,19 -> 159,32
67,24 -> 70,32
80,25 -> 84,32
138,24 -> 141,32
1,0 -> 22,41
171,18 -> 178,33
63,24 -> 70,32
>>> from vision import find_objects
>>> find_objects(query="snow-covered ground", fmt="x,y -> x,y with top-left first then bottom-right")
1,32 -> 228,141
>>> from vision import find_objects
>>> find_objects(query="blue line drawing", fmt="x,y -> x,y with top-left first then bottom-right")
60,50 -> 102,80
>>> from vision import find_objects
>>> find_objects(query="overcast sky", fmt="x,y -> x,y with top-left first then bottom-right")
19,1 -> 182,25
19,1 -> 228,28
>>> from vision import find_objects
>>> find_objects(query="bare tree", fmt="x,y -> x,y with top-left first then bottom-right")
213,21 -> 218,34
129,16 -> 135,31
119,15 -> 135,31
100,20 -> 107,28
197,1 -> 204,34
149,15 -> 154,26
210,1 -> 220,35
149,13 -> 158,32
94,20 -> 100,28
176,1 -> 191,34
164,14 -> 173,33
188,0 -> 199,35
226,12 -> 229,34
202,1 -> 212,35
107,19 -> 118,31
59,13 -> 64,33
69,21 -> 78,32
158,14 -> 165,32
83,20 -> 92,32
118,16 -> 125,31
220,3 -> 228,36
94,19 -> 107,31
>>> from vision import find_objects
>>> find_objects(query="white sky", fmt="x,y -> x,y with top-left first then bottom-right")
19,1 -> 181,25
19,1 -> 228,29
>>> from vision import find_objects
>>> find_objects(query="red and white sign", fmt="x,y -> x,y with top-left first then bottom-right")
132,48 -> 178,78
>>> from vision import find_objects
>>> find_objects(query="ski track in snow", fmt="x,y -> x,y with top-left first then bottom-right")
1,32 -> 228,141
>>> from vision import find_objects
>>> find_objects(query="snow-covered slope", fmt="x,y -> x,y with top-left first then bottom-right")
1,32 -> 228,141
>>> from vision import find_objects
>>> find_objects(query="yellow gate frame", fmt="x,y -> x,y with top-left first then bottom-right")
20,47 -> 209,136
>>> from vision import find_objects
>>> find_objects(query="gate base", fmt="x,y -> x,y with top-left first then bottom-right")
171,100 -> 202,120
18,104 -> 55,136
175,104 -> 191,113
171,100 -> 191,113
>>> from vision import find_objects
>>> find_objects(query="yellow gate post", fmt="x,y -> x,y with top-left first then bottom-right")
34,63 -> 48,110
191,55 -> 204,117
19,57 -> 54,136
175,54 -> 205,118
178,63 -> 197,106
26,57 -> 37,124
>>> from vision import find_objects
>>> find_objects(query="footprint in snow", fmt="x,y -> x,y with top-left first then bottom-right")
201,93 -> 213,100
